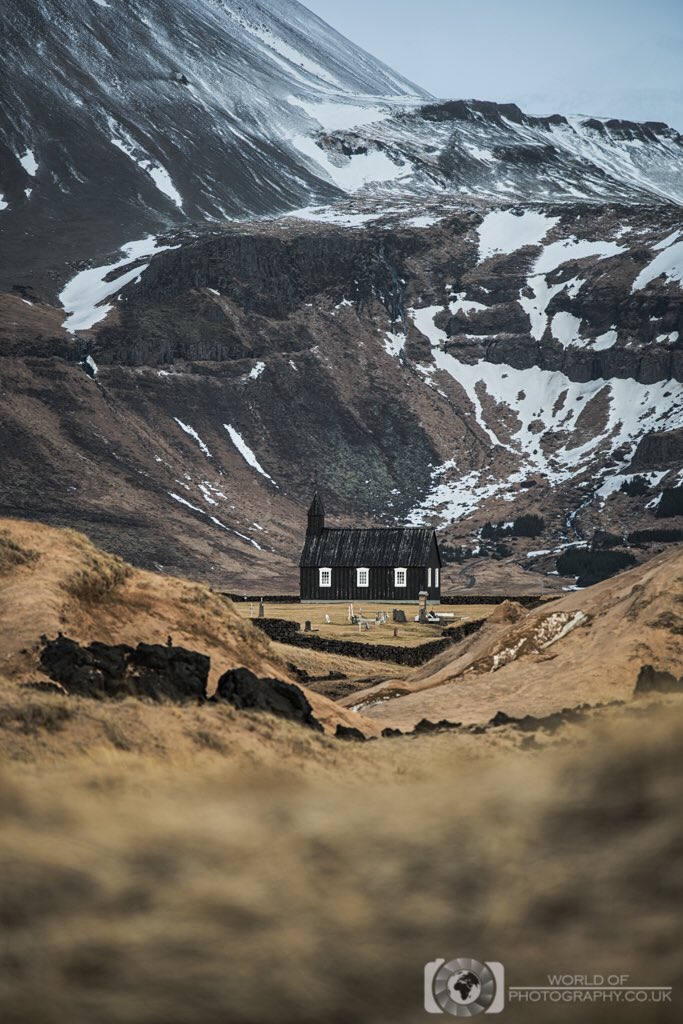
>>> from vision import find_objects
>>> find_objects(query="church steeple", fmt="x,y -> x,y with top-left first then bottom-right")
307,489 -> 325,536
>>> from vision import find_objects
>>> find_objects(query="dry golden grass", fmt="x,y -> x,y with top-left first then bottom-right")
0,700 -> 681,1023
0,518 -> 377,736
0,528 -> 39,574
1,518 -> 681,1022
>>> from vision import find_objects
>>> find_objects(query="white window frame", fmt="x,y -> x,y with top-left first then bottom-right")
394,567 -> 407,588
427,567 -> 432,588
435,567 -> 440,588
357,567 -> 369,588
319,567 -> 332,588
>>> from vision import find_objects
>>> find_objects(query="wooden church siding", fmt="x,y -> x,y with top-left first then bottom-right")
299,492 -> 442,603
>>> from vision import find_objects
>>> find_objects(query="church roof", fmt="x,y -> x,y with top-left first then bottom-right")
299,527 -> 438,568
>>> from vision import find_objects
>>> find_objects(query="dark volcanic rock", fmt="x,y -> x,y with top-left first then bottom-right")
629,428 -> 683,472
412,718 -> 461,734
635,665 -> 683,694
97,229 -> 425,366
214,667 -> 323,732
334,724 -> 367,741
39,635 -> 209,702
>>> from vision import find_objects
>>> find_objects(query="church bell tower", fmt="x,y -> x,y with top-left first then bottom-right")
307,490 -> 325,536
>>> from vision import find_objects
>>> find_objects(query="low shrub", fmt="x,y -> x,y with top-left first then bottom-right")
0,530 -> 39,575
556,548 -> 636,587
627,527 -> 683,545
620,475 -> 650,497
511,514 -> 544,538
62,552 -> 131,604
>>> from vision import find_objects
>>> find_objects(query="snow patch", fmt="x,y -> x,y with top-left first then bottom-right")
60,236 -> 179,332
111,133 -> 183,209
247,361 -> 265,380
478,209 -> 558,262
19,150 -> 38,176
292,135 -> 408,192
534,237 -> 626,276
449,292 -> 488,317
383,331 -> 405,357
632,239 -> 683,292
551,311 -> 584,347
287,96 -> 391,131
405,214 -> 440,228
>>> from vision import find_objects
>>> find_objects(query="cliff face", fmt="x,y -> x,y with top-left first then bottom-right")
95,203 -> 683,385
2,198 -> 679,591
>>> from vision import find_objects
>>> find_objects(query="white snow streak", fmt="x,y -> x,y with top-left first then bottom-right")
224,424 -> 277,485
111,134 -> 183,209
173,419 -> 212,458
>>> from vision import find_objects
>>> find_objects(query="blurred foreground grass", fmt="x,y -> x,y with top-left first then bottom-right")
0,700 -> 681,1023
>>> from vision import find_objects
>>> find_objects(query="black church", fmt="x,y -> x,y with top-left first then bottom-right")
299,491 -> 442,602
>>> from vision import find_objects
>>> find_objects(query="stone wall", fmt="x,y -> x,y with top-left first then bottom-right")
251,617 -> 485,667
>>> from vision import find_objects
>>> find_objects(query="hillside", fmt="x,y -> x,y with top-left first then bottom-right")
3,203 -> 681,591
342,543 -> 683,729
0,0 -> 426,291
0,518 -> 373,738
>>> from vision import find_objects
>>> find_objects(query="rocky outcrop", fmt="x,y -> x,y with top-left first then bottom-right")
635,665 -> 683,694
39,635 -> 210,702
96,228 -> 424,366
629,428 -> 683,471
93,209 -> 683,387
214,667 -> 323,732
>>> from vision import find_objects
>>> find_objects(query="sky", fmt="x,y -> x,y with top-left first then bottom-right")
305,0 -> 683,131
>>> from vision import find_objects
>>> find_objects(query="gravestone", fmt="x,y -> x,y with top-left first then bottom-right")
393,609 -> 407,623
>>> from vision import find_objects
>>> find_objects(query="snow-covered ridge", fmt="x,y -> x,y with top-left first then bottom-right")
3,0 -> 682,292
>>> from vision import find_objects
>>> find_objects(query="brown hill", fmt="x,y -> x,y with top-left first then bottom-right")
0,518 -> 374,737
342,545 -> 683,730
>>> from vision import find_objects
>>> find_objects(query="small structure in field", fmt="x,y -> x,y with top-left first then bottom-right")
299,490 -> 441,602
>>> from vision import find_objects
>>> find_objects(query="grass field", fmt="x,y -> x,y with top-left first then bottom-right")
235,600 -> 497,647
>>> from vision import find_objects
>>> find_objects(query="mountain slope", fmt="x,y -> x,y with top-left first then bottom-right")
0,0 -> 427,290
1,1 -> 682,591
3,0 -> 683,298
1,203 -> 681,591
